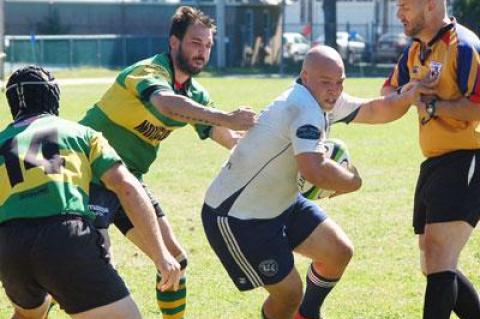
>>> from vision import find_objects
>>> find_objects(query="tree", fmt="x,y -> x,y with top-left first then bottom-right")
453,0 -> 480,34
322,0 -> 337,50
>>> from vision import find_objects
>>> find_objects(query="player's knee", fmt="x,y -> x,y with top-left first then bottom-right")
423,235 -> 446,260
423,236 -> 458,271
333,236 -> 354,267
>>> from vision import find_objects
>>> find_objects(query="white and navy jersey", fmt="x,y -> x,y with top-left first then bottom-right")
204,83 -> 362,220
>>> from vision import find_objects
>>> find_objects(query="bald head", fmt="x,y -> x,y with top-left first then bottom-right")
302,45 -> 343,75
300,45 -> 345,111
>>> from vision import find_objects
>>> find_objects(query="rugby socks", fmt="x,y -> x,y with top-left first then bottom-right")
453,270 -> 480,319
297,263 -> 338,319
423,271 -> 457,319
156,255 -> 187,319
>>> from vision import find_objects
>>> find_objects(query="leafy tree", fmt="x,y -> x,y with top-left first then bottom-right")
453,0 -> 480,34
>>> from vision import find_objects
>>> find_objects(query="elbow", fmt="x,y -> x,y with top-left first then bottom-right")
151,95 -> 175,117
351,175 -> 362,192
101,164 -> 138,196
106,175 -> 136,197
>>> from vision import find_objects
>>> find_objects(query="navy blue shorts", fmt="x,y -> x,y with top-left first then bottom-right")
201,195 -> 327,291
89,182 -> 165,234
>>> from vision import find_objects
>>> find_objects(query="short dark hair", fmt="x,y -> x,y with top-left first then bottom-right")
169,6 -> 216,41
5,65 -> 60,120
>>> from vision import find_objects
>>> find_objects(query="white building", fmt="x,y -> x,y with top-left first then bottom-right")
285,0 -> 402,42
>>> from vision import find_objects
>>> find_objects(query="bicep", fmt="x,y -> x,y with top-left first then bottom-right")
296,152 -> 324,179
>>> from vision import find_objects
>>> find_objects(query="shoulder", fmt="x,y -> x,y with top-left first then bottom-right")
116,54 -> 171,86
55,117 -> 96,138
455,23 -> 480,50
287,83 -> 320,112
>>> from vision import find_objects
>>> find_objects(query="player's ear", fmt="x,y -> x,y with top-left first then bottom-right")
300,69 -> 308,85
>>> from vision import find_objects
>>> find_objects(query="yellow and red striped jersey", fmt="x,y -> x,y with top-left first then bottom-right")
384,19 -> 480,157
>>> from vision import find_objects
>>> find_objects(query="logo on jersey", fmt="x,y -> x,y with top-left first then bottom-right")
296,125 -> 321,140
429,61 -> 443,80
258,259 -> 279,277
134,120 -> 172,142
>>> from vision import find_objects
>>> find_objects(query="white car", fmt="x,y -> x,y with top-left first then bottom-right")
282,32 -> 310,63
312,31 -> 366,64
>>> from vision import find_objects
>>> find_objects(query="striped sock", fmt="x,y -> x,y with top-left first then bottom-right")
298,264 -> 338,319
156,254 -> 188,319
157,275 -> 187,319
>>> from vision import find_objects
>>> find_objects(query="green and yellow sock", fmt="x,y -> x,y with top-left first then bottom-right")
156,274 -> 187,319
156,254 -> 187,319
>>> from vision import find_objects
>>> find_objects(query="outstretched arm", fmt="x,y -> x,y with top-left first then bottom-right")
210,126 -> 246,149
101,164 -> 181,291
150,92 -> 256,131
353,80 -> 437,124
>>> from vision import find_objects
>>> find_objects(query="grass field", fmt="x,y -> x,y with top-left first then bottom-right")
0,75 -> 478,319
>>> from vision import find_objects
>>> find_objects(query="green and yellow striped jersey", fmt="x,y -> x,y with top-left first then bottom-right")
0,114 -> 122,223
80,52 -> 213,177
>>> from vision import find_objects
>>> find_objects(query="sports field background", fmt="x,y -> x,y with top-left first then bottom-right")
0,73 -> 478,318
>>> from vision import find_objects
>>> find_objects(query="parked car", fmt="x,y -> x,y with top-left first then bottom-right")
374,32 -> 409,63
283,32 -> 310,64
312,31 -> 366,64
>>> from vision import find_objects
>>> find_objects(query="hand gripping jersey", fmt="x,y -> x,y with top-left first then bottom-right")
204,82 -> 362,220
384,19 -> 480,157
0,115 -> 122,223
80,52 -> 214,177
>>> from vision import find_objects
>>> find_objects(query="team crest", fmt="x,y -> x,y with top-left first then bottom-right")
429,61 -> 443,80
258,259 -> 279,277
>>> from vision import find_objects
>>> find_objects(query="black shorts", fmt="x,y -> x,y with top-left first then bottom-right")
0,215 -> 130,314
413,150 -> 480,234
89,182 -> 165,234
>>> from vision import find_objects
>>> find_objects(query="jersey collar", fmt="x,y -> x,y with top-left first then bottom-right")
413,17 -> 455,65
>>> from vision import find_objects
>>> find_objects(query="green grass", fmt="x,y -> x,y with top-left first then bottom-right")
0,76 -> 478,319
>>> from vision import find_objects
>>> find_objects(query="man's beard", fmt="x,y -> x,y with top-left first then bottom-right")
176,45 -> 205,76
405,14 -> 426,37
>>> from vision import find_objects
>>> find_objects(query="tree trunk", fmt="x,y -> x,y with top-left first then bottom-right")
323,0 -> 337,50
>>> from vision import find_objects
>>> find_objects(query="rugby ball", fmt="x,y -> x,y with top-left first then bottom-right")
297,138 -> 351,200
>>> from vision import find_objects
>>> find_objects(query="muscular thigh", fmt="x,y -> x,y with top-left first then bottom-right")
294,218 -> 351,262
